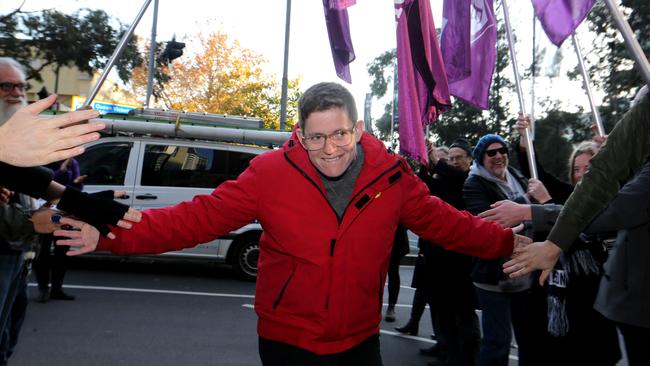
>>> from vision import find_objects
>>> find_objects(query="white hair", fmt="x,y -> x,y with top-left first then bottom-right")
0,57 -> 27,80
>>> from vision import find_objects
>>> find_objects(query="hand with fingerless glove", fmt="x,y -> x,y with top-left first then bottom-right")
57,187 -> 129,236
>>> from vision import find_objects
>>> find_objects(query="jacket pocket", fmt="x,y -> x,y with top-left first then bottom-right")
273,264 -> 296,309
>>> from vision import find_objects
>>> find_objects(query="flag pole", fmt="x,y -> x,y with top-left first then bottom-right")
602,0 -> 650,86
571,33 -> 605,136
501,0 -> 538,179
83,0 -> 153,108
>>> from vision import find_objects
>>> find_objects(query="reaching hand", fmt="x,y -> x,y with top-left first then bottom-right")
513,232 -> 532,252
503,240 -> 562,283
54,216 -> 106,256
527,178 -> 551,203
479,200 -> 530,227
0,95 -> 104,167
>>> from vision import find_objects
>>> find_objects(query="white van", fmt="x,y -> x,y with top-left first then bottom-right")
76,117 -> 288,281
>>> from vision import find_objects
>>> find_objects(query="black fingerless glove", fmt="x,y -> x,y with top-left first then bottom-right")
57,187 -> 129,236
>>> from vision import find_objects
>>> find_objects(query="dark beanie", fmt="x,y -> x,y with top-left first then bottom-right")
449,138 -> 473,157
472,134 -> 507,165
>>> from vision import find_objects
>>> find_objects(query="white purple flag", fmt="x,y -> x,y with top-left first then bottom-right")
446,0 -> 497,110
532,0 -> 596,47
395,0 -> 451,164
323,0 -> 356,83
440,0 -> 472,84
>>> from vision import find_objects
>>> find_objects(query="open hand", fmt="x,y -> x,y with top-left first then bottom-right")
479,200 -> 529,227
54,216 -> 107,256
503,240 -> 562,283
0,95 -> 104,167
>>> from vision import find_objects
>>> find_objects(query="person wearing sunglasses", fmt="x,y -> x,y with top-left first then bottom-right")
463,133 -> 548,366
53,82 -> 533,366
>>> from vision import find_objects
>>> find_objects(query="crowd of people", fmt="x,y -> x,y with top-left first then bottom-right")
0,53 -> 648,366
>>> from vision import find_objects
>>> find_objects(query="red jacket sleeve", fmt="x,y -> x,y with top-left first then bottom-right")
400,171 -> 514,259
98,162 -> 260,255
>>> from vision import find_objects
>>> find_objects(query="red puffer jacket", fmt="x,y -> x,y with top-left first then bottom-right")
98,131 -> 514,354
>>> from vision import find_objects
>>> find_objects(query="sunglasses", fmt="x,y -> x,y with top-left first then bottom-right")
0,82 -> 27,92
485,147 -> 508,157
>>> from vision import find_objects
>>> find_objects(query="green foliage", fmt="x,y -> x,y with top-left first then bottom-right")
0,7 -> 142,84
584,0 -> 650,123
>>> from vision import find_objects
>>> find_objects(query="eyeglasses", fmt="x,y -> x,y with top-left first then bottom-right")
485,147 -> 508,157
301,128 -> 355,151
0,82 -> 27,92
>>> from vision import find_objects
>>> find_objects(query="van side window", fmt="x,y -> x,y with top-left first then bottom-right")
141,144 -> 256,188
78,142 -> 132,185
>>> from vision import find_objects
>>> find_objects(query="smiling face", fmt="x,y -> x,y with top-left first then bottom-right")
297,107 -> 363,178
0,64 -> 27,124
482,142 -> 509,180
572,152 -> 592,185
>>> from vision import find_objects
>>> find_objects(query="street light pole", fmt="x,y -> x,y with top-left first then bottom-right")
279,0 -> 291,131
145,0 -> 159,108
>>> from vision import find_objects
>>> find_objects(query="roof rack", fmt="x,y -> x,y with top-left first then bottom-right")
128,108 -> 264,129
91,115 -> 291,147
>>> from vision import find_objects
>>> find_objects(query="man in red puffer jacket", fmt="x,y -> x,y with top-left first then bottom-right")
55,82 -> 530,366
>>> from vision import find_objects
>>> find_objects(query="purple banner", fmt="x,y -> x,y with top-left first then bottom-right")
395,0 -> 451,164
323,0 -> 356,83
447,0 -> 497,110
440,0 -> 472,84
532,0 -> 595,46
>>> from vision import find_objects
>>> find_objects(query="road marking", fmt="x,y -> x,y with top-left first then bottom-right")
28,283 -> 255,299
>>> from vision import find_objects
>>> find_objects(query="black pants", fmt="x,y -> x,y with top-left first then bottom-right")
618,322 -> 650,366
386,256 -> 400,306
34,235 -> 69,292
259,334 -> 382,366
435,305 -> 480,366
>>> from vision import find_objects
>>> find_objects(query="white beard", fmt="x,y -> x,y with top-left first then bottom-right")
0,100 -> 26,126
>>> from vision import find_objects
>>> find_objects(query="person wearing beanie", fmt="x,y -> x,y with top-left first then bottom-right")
463,133 -> 548,366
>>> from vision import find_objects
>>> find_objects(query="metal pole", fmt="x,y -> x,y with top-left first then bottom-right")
83,0 -> 153,107
145,0 -> 159,108
501,0 -> 537,179
279,0 -> 291,131
603,0 -> 650,86
571,33 -> 605,136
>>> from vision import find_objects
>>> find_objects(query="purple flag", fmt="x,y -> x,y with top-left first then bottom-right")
440,0 -> 472,84
323,0 -> 356,83
395,0 -> 451,164
532,0 -> 595,47
447,0 -> 497,110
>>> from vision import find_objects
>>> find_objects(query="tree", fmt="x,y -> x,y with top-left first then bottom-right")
583,0 -> 650,124
0,6 -> 142,85
130,31 -> 300,130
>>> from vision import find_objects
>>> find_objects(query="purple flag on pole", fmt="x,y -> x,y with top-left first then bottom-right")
532,0 -> 595,47
323,0 -> 356,83
447,0 -> 497,110
440,0 -> 472,84
395,0 -> 451,164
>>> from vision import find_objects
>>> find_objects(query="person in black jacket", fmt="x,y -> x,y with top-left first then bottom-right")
463,134 -> 548,366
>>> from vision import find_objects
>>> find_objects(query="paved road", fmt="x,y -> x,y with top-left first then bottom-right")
9,257 -> 625,366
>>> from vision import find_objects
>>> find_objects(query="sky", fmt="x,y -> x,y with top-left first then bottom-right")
1,0 -> 598,122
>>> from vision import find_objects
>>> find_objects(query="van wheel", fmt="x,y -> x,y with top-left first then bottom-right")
230,237 -> 260,281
